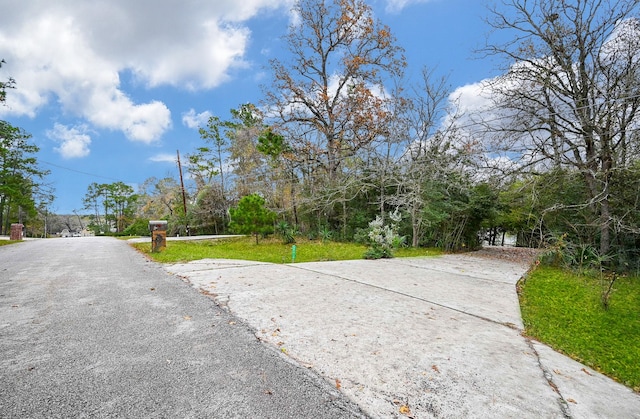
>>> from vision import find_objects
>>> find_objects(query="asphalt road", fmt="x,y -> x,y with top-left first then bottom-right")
0,237 -> 364,418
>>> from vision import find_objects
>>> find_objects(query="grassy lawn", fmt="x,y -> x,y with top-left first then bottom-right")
519,266 -> 640,392
0,240 -> 20,247
131,235 -> 438,264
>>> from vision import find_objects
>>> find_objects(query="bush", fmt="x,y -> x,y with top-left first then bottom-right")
123,218 -> 151,236
276,221 -> 297,244
318,225 -> 333,243
364,210 -> 405,259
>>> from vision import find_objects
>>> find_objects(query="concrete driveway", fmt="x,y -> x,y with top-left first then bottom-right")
165,253 -> 640,418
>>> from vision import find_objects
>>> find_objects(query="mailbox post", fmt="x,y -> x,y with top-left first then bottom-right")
10,223 -> 23,241
149,220 -> 167,252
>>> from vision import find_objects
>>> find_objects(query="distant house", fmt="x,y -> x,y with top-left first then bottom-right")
59,228 -> 93,237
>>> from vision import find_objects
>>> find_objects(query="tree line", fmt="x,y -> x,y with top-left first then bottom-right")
125,0 -> 640,272
0,60 -> 52,237
3,0 -> 639,273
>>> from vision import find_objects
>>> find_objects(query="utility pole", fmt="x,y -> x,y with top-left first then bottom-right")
176,150 -> 189,235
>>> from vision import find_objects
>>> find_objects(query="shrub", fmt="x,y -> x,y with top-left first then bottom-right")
276,221 -> 297,244
364,210 -> 405,259
318,225 -> 333,243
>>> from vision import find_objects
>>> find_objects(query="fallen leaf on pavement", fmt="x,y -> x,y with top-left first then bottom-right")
335,379 -> 341,389
183,315 -> 192,320
399,405 -> 411,415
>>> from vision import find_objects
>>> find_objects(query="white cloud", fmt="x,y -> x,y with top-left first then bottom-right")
182,109 -> 213,129
148,153 -> 177,163
445,74 -> 554,174
444,79 -> 495,137
384,0 -> 436,14
600,18 -> 640,65
0,0 -> 291,141
449,81 -> 493,115
48,123 -> 92,159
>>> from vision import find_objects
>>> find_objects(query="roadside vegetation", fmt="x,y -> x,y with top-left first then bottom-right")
4,1 -> 639,276
132,235 -> 438,264
519,266 -> 640,392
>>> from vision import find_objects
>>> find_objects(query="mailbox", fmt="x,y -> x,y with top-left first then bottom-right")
149,220 -> 167,252
149,221 -> 167,232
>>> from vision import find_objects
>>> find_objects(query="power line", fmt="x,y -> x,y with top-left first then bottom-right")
39,159 -> 135,183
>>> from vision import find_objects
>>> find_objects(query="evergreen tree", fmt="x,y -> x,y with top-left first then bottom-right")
228,194 -> 276,244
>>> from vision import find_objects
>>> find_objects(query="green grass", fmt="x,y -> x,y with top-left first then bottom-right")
131,235 -> 439,264
519,266 -> 640,391
0,240 -> 20,247
117,235 -> 141,240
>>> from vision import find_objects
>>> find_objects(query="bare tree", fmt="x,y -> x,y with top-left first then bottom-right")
361,68 -> 465,247
0,59 -> 15,105
137,177 -> 181,219
226,104 -> 269,200
398,70 -> 459,247
191,183 -> 228,234
482,0 -> 640,256
264,0 -> 405,182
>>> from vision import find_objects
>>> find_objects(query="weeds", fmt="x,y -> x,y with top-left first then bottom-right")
275,221 -> 297,244
540,232 -> 618,309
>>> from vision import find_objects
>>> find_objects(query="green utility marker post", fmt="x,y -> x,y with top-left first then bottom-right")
291,245 -> 297,263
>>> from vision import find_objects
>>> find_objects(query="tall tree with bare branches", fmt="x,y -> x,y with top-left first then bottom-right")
264,0 -> 406,182
482,0 -> 640,257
